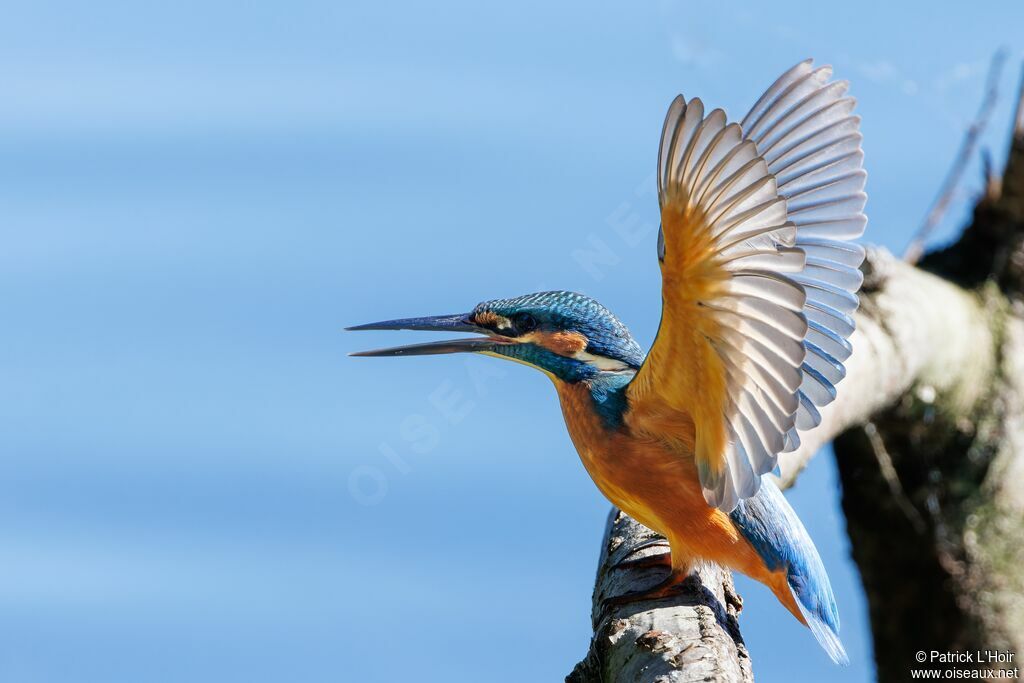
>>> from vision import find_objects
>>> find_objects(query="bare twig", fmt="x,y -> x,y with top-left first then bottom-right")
1013,60 -> 1024,140
981,148 -> 1003,202
904,49 -> 1008,264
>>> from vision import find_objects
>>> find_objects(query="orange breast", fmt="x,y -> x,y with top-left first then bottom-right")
555,381 -> 775,584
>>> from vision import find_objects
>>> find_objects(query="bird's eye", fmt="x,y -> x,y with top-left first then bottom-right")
513,313 -> 538,334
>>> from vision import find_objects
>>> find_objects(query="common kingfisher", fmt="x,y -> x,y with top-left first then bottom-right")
350,60 -> 865,665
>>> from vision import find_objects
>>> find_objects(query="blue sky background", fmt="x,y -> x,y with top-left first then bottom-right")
3,1 -> 1023,681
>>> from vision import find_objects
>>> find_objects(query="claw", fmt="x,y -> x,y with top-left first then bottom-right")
612,551 -> 672,571
627,537 -> 671,554
601,568 -> 689,608
610,537 -> 672,571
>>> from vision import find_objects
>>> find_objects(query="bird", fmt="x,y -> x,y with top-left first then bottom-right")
349,60 -> 865,665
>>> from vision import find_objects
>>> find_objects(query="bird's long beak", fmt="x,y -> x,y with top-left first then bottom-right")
346,313 -> 513,357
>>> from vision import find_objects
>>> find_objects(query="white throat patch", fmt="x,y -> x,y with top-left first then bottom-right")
574,350 -> 633,372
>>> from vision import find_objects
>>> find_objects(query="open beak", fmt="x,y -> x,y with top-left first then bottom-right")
346,313 -> 513,357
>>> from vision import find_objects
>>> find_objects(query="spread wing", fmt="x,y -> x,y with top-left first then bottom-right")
626,60 -> 866,512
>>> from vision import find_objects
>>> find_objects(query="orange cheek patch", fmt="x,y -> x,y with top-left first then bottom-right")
537,330 -> 588,356
473,311 -> 502,327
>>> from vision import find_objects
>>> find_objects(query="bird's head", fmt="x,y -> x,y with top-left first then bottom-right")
349,291 -> 643,382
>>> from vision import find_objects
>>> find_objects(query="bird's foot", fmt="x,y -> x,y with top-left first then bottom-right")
610,538 -> 671,571
601,568 -> 689,608
611,550 -> 672,571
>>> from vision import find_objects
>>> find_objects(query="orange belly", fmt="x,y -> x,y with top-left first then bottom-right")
556,380 -> 798,618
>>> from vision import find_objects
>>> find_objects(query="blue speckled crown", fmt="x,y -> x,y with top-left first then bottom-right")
472,291 -> 645,369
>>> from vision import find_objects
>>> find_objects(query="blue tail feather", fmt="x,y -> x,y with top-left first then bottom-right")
796,594 -> 849,665
730,477 -> 848,665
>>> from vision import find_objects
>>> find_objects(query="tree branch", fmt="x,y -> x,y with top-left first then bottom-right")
570,247 -> 1005,681
835,64 -> 1024,679
568,510 -> 751,683
777,248 -> 997,486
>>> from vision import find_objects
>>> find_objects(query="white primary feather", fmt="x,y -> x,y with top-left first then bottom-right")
741,60 -> 867,447
649,60 -> 866,509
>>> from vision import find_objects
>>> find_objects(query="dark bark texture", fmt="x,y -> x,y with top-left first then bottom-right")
835,111 -> 1024,681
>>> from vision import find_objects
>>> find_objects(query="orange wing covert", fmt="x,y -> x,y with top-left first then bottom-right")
627,61 -> 867,512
